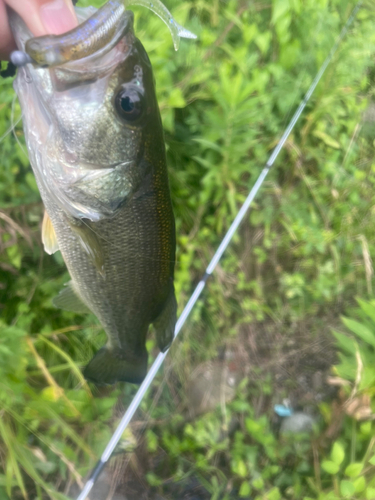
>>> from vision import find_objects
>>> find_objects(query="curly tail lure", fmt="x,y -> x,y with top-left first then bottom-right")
10,0 -> 196,67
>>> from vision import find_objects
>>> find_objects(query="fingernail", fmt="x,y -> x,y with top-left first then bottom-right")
40,0 -> 77,35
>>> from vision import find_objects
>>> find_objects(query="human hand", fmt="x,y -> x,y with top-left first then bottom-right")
0,0 -> 78,59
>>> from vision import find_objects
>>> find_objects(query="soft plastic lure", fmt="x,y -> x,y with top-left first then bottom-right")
12,0 -> 196,67
126,0 -> 196,50
26,1 -> 128,66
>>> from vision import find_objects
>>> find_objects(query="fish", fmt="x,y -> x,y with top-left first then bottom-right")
9,0 -> 191,385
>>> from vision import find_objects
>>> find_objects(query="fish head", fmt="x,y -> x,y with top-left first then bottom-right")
11,7 -> 164,221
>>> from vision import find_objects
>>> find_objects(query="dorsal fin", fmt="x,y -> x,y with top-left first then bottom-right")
42,210 -> 59,255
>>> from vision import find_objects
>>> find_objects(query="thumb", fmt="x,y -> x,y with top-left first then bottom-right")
39,0 -> 78,35
5,0 -> 77,36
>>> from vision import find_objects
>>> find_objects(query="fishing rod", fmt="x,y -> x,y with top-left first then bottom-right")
76,2 -> 363,498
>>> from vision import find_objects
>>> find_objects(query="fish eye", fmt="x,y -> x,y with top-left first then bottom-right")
115,85 -> 144,123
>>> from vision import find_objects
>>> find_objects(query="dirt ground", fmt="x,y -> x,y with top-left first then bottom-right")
71,316 -> 341,500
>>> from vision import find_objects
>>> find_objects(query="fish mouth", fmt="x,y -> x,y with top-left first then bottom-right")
47,10 -> 135,91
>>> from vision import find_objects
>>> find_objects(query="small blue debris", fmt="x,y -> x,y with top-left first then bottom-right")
274,404 -> 293,417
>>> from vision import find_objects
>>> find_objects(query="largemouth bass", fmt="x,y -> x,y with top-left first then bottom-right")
10,1 -> 188,385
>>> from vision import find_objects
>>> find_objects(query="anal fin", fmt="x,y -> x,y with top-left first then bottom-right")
42,210 -> 59,255
53,281 -> 91,314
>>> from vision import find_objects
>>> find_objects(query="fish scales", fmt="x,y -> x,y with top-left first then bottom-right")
45,164 -> 175,355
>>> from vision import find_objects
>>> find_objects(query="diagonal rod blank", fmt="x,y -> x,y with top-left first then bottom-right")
76,2 -> 362,498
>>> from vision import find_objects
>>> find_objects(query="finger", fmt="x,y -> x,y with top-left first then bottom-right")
0,0 -> 16,59
4,0 -> 77,38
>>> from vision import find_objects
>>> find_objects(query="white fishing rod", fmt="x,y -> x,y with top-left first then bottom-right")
77,2 -> 363,498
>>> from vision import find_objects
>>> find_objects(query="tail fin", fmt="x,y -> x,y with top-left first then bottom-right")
83,347 -> 148,385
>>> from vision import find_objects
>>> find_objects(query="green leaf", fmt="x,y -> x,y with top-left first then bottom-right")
146,472 -> 162,487
313,130 -> 341,149
255,32 -> 272,55
233,459 -> 247,478
366,487 -> 375,499
368,455 -> 375,466
146,430 -> 158,453
357,299 -> 375,324
341,317 -> 375,348
252,477 -> 264,489
239,481 -> 251,497
192,138 -> 223,154
332,330 -> 356,354
267,487 -> 281,500
353,476 -> 366,493
360,421 -> 372,435
271,0 -> 290,24
167,87 -> 186,108
340,480 -> 355,497
321,460 -> 340,474
345,462 -> 363,477
331,442 -> 345,465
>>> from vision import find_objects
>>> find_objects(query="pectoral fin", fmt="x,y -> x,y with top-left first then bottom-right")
68,219 -> 105,276
42,210 -> 59,255
53,281 -> 91,314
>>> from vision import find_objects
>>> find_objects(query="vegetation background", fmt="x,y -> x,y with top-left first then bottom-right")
1,0 -> 375,498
